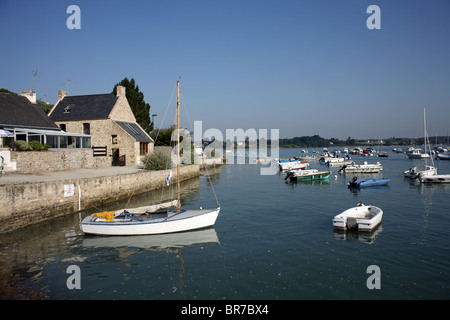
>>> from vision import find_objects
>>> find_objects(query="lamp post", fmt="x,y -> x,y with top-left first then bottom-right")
152,114 -> 157,131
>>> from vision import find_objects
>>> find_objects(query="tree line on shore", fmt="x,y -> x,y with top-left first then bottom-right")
227,135 -> 449,149
278,135 -> 449,148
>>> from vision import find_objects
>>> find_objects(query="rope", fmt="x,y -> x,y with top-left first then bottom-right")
206,173 -> 221,207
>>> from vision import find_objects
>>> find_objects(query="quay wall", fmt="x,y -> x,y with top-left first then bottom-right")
0,165 -> 200,234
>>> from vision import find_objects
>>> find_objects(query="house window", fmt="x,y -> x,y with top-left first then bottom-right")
83,123 -> 90,135
60,124 -> 66,131
112,135 -> 118,144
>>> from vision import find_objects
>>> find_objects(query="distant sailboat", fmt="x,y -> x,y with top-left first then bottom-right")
81,80 -> 220,235
404,108 -> 437,179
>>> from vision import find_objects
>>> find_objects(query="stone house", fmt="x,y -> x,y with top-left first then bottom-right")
48,86 -> 153,166
0,91 -> 92,172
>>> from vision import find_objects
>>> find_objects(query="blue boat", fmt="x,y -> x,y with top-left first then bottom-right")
348,177 -> 390,188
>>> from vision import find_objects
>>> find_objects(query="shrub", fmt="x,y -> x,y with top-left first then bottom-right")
10,140 -> 30,151
142,151 -> 172,171
28,140 -> 44,151
9,140 -> 49,151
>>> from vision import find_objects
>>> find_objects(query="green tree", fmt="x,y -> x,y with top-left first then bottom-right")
0,88 -> 17,95
151,125 -> 176,146
36,99 -> 53,114
112,78 -> 152,134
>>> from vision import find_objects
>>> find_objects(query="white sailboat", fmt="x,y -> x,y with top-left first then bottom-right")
404,108 -> 437,179
81,80 -> 220,235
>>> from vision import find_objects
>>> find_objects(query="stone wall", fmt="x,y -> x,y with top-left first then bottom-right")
10,149 -> 109,173
0,165 -> 200,233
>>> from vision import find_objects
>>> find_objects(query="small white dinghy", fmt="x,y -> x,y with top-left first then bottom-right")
333,202 -> 383,232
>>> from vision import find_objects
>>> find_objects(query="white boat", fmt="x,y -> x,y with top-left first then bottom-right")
287,161 -> 310,171
338,161 -> 383,173
420,174 -> 450,183
333,203 -> 383,232
299,151 -> 320,161
319,156 -> 352,166
81,80 -> 220,236
279,159 -> 308,170
299,155 -> 319,161
404,165 -> 437,178
436,153 -> 450,160
407,148 -> 430,159
326,158 -> 353,167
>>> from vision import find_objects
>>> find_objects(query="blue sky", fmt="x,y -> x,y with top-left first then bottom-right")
1,0 -> 449,140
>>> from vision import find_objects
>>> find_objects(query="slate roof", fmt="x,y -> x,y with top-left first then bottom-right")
49,94 -> 118,121
115,121 -> 152,142
0,92 -> 60,130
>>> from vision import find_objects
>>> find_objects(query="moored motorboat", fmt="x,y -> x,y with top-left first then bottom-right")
404,165 -> 437,179
339,161 -> 383,173
279,159 -> 308,171
319,156 -> 352,166
347,177 -> 390,188
420,174 -> 450,183
407,148 -> 430,159
285,169 -> 331,182
326,158 -> 353,167
436,153 -> 450,160
333,203 -> 383,232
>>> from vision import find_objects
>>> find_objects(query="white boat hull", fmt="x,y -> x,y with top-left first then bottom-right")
333,205 -> 383,232
339,162 -> 383,173
420,174 -> 450,183
279,161 -> 308,170
407,149 -> 430,159
327,159 -> 353,167
81,208 -> 220,236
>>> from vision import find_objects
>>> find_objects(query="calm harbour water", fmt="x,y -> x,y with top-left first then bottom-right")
1,147 -> 450,300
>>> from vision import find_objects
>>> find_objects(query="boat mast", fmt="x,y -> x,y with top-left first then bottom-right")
176,79 -> 181,212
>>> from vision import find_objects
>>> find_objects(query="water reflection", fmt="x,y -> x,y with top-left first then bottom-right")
332,224 -> 383,244
82,228 -> 219,251
347,185 -> 390,197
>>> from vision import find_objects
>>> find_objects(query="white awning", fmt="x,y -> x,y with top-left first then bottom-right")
2,127 -> 91,138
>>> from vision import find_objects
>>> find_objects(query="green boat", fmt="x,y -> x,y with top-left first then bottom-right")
285,169 -> 331,182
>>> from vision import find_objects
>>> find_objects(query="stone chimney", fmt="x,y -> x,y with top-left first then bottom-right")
116,85 -> 126,97
58,90 -> 68,100
20,89 -> 36,104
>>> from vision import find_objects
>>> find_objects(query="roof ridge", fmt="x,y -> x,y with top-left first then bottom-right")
62,92 -> 115,98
